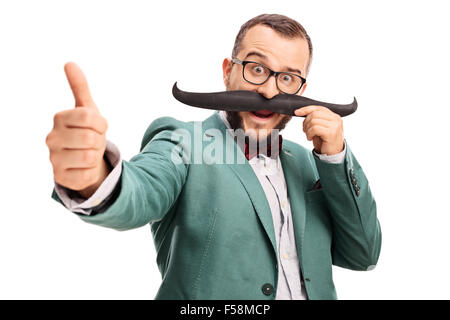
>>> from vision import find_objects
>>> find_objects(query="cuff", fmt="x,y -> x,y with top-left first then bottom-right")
53,140 -> 123,215
313,140 -> 347,164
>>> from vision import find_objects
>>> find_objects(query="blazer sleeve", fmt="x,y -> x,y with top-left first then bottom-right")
51,116 -> 190,231
313,141 -> 382,271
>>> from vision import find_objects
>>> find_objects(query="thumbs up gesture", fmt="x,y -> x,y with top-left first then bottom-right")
46,62 -> 110,199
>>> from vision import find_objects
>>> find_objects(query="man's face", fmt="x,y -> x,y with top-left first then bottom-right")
223,24 -> 310,138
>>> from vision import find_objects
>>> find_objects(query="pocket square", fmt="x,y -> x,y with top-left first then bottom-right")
312,179 -> 322,190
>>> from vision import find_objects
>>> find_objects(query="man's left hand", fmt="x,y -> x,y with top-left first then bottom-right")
294,106 -> 344,155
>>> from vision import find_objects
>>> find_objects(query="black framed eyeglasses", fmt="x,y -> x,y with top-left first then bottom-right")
231,58 -> 306,95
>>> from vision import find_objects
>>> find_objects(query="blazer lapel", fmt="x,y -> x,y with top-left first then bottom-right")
202,112 -> 277,255
227,159 -> 278,256
279,147 -> 307,264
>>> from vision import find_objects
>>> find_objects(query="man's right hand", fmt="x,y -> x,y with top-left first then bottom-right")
46,62 -> 110,199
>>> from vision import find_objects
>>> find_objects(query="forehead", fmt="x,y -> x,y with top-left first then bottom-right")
239,24 -> 309,75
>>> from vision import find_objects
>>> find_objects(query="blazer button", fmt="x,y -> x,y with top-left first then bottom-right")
262,283 -> 274,296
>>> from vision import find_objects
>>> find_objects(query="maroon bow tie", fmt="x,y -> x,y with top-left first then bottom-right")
243,135 -> 283,160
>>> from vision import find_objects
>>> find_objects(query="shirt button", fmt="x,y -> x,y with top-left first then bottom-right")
262,283 -> 274,296
282,253 -> 288,260
92,198 -> 102,206
281,200 -> 286,209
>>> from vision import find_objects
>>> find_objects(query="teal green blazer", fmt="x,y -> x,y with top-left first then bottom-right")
52,111 -> 381,300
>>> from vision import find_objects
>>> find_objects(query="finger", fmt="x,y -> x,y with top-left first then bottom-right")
305,125 -> 328,141
59,128 -> 105,150
64,62 -> 96,108
295,105 -> 332,117
46,128 -> 104,152
302,110 -> 335,128
53,108 -> 108,134
303,117 -> 331,133
51,149 -> 101,169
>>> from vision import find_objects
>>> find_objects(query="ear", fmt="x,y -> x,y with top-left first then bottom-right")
222,58 -> 233,87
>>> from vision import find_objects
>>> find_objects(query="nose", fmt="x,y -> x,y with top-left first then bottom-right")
256,75 -> 280,99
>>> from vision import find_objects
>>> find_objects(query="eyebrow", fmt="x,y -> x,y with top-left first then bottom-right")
244,51 -> 303,75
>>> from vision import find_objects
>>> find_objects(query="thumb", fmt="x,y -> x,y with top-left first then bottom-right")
64,62 -> 96,108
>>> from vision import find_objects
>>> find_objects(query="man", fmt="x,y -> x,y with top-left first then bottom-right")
46,14 -> 381,300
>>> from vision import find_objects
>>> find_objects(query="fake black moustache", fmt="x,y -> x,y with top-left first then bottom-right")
172,82 -> 357,117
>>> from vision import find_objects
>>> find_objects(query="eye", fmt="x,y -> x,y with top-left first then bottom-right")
280,74 -> 292,83
253,65 -> 264,74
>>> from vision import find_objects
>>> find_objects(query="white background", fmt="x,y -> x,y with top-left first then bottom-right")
0,0 -> 449,299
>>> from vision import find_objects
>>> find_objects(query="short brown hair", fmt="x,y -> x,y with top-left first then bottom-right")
231,14 -> 313,75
